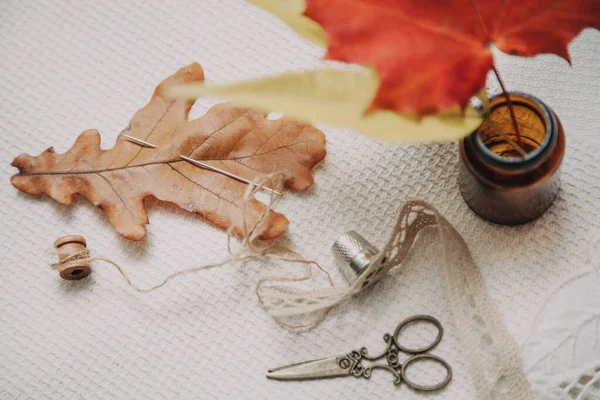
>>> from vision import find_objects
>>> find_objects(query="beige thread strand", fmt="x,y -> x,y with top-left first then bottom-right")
50,172 -> 334,329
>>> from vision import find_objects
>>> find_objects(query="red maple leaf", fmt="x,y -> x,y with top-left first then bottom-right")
305,0 -> 600,116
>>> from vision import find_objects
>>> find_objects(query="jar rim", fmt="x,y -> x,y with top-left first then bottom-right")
471,92 -> 556,171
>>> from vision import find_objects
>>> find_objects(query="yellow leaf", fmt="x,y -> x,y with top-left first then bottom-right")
247,0 -> 326,47
167,68 -> 482,142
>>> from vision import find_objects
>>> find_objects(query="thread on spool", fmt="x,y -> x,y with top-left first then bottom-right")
52,235 -> 92,280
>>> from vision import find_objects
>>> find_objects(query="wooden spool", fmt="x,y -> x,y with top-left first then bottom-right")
54,235 -> 92,280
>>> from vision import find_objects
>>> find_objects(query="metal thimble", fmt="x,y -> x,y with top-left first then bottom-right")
331,231 -> 379,284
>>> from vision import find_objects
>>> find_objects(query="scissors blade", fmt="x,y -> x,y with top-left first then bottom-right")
267,355 -> 350,381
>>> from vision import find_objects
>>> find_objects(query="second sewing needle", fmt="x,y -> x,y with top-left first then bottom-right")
180,155 -> 282,196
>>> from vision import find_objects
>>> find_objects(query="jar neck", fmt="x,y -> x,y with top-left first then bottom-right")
469,92 -> 558,174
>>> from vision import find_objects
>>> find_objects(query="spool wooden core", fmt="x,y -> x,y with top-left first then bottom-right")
54,235 -> 92,280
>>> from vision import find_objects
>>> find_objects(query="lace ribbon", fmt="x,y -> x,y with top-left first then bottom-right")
258,200 -> 535,399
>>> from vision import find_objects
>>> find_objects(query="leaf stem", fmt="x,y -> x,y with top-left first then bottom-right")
475,99 -> 527,157
492,66 -> 523,147
484,116 -> 528,157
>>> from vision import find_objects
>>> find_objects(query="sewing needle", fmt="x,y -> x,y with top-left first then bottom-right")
180,155 -> 282,196
122,134 -> 157,148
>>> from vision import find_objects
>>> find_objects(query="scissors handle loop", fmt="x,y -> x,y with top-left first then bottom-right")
401,353 -> 453,391
393,314 -> 443,354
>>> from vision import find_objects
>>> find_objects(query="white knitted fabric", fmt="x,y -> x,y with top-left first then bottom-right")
1,1 -> 599,399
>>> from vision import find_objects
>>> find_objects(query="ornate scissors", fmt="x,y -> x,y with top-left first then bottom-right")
267,315 -> 452,391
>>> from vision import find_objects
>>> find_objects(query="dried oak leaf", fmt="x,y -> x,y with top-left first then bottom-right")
303,0 -> 600,116
11,63 -> 326,241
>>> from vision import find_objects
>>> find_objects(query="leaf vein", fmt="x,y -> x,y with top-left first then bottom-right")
96,172 -> 138,222
167,164 -> 240,209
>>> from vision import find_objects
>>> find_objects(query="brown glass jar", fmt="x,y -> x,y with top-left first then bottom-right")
459,92 -> 565,225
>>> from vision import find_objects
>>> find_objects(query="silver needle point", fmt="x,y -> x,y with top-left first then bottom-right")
122,134 -> 157,148
180,155 -> 281,196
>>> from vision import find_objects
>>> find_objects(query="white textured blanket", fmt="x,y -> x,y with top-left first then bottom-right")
1,1 -> 599,398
